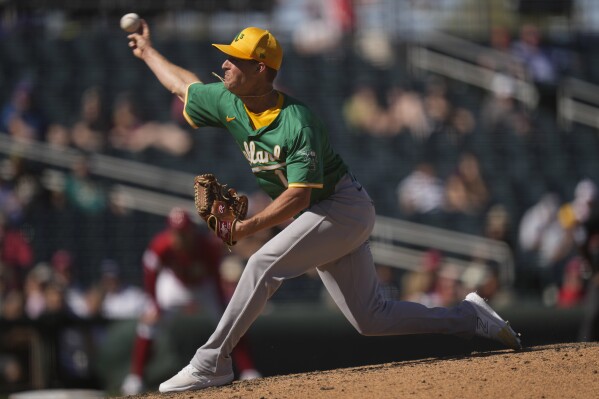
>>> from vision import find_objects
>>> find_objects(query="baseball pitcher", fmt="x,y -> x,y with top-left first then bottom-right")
125,22 -> 522,393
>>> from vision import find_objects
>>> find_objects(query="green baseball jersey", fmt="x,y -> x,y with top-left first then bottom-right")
183,82 -> 348,205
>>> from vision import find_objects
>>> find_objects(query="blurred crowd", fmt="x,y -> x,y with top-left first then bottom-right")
0,12 -> 597,325
339,20 -> 597,313
1,81 -> 193,159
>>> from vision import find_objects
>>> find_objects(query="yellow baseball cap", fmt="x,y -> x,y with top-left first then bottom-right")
212,27 -> 283,70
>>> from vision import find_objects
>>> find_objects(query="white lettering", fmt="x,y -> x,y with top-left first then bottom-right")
242,141 -> 280,165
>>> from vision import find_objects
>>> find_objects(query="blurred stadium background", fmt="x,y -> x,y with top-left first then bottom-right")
1,0 -> 598,397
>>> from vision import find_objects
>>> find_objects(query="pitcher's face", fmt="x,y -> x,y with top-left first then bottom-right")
221,57 -> 261,96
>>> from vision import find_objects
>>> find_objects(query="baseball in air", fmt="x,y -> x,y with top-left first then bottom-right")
120,13 -> 141,33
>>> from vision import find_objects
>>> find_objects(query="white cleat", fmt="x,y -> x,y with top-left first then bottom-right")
465,292 -> 522,350
158,364 -> 234,393
121,373 -> 144,396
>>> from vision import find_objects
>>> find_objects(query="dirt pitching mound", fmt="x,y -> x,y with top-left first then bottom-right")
125,342 -> 598,399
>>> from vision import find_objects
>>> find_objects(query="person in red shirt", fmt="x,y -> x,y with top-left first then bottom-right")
121,207 -> 259,395
557,257 -> 585,308
0,215 -> 33,291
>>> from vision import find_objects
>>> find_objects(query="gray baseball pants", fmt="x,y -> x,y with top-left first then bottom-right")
191,173 -> 476,376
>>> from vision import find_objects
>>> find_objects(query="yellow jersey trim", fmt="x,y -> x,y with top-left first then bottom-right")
288,182 -> 323,189
183,82 -> 201,129
244,92 -> 284,130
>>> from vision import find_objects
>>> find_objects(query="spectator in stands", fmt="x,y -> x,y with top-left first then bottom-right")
510,24 -> 557,86
489,26 -> 513,54
121,208 -> 260,396
6,156 -> 40,225
571,179 -> 597,226
423,77 -> 451,136
1,288 -> 24,321
557,256 -> 586,308
461,257 -> 500,304
95,259 -> 146,320
50,249 -> 90,318
0,354 -> 23,388
0,158 -> 28,226
423,110 -> 460,177
518,192 -> 560,257
0,213 -> 33,290
71,86 -> 108,153
456,153 -> 489,213
291,0 -> 345,56
436,107 -> 478,157
107,92 -> 147,156
434,263 -> 464,307
343,85 -> 389,136
0,79 -> 46,142
396,162 -> 444,219
401,249 -> 442,306
477,26 -> 526,80
64,155 -> 106,215
45,123 -> 71,150
40,280 -> 70,317
441,173 -> 480,234
479,72 -> 519,135
386,87 -> 430,140
23,262 -> 53,319
484,204 -> 513,249
404,259 -> 463,308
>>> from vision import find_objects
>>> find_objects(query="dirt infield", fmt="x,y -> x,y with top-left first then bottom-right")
125,342 -> 598,399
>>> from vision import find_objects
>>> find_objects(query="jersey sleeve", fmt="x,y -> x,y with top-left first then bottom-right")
183,82 -> 228,128
285,126 -> 324,189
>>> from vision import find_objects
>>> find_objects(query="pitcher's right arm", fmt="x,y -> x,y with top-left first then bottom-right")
127,19 -> 200,100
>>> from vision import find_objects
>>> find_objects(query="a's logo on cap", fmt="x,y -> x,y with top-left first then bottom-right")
234,32 -> 245,42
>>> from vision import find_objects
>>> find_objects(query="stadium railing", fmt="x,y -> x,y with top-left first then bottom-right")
558,77 -> 599,131
407,30 -> 539,109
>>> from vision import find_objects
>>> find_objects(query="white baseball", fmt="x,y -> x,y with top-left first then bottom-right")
120,13 -> 141,33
